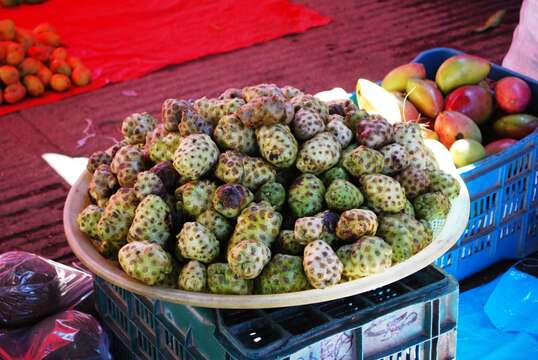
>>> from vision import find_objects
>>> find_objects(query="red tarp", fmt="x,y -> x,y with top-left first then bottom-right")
0,0 -> 330,116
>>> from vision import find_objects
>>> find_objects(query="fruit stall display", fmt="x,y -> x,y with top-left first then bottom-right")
65,81 -> 468,308
377,51 -> 537,169
0,19 -> 91,104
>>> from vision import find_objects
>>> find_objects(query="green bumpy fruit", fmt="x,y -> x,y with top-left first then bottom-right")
390,213 -> 432,252
195,97 -> 245,124
215,151 -> 276,190
178,260 -> 207,292
227,239 -> 271,279
413,192 -> 450,221
360,174 -> 406,213
255,182 -> 286,210
337,236 -> 392,279
110,145 -> 148,187
177,222 -> 219,264
296,132 -> 341,175
320,166 -> 350,186
128,195 -> 170,246
196,209 -> 233,242
212,183 -> 254,218
77,204 -> 103,239
156,260 -> 181,289
294,215 -> 324,245
292,108 -> 325,140
97,188 -> 139,251
89,164 -> 117,208
303,240 -> 343,289
178,108 -> 214,137
213,114 -> 257,155
413,192 -> 450,236
277,230 -> 304,255
325,179 -> 364,211
147,128 -> 182,163
176,180 -> 216,217
242,83 -> 284,102
255,254 -> 310,294
161,98 -> 190,132
118,241 -> 173,286
341,145 -> 384,178
327,115 -> 353,147
228,201 -> 282,252
377,216 -> 414,263
335,209 -> 378,242
121,112 -> 157,145
207,263 -> 253,295
403,200 -> 415,217
133,171 -> 165,201
173,134 -> 219,180
256,124 -> 298,168
288,174 -> 326,217
289,94 -> 329,123
428,170 -> 460,200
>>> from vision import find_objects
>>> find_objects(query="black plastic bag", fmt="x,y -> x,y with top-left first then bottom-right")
0,310 -> 111,360
0,251 -> 93,328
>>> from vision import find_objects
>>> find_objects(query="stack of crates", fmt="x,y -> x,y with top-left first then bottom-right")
412,48 -> 538,280
95,266 -> 458,360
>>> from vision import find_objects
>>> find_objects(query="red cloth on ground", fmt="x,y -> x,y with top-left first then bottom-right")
0,0 -> 329,116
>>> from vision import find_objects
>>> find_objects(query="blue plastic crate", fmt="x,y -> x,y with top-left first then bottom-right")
409,47 -> 538,280
95,266 -> 457,360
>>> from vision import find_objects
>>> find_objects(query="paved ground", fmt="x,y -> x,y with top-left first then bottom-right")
0,0 -> 522,264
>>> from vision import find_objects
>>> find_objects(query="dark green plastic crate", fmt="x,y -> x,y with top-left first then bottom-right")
95,265 -> 458,360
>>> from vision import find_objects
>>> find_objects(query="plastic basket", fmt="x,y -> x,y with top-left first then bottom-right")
412,47 -> 538,280
95,265 -> 458,360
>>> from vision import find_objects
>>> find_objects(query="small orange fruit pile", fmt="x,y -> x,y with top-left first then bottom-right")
0,19 -> 92,105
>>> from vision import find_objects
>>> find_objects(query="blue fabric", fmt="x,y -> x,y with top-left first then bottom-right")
458,269 -> 538,360
485,267 -> 538,336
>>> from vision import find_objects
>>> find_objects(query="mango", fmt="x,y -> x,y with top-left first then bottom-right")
50,59 -> 72,76
23,75 -> 45,97
51,47 -> 68,61
50,73 -> 71,92
67,56 -> 83,69
37,66 -> 52,87
393,92 -> 420,122
485,139 -> 517,156
493,114 -> 538,139
495,77 -> 531,113
0,65 -> 19,85
0,20 -> 15,41
5,42 -> 25,66
35,31 -> 61,48
3,82 -> 26,104
356,78 -> 402,124
435,55 -> 490,93
434,111 -> 482,148
72,66 -> 91,86
33,23 -> 56,35
450,139 -> 486,168
444,85 -> 493,125
19,58 -> 42,76
421,127 -> 439,141
15,28 -> 35,51
381,63 -> 426,92
27,45 -> 53,62
406,78 -> 444,118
